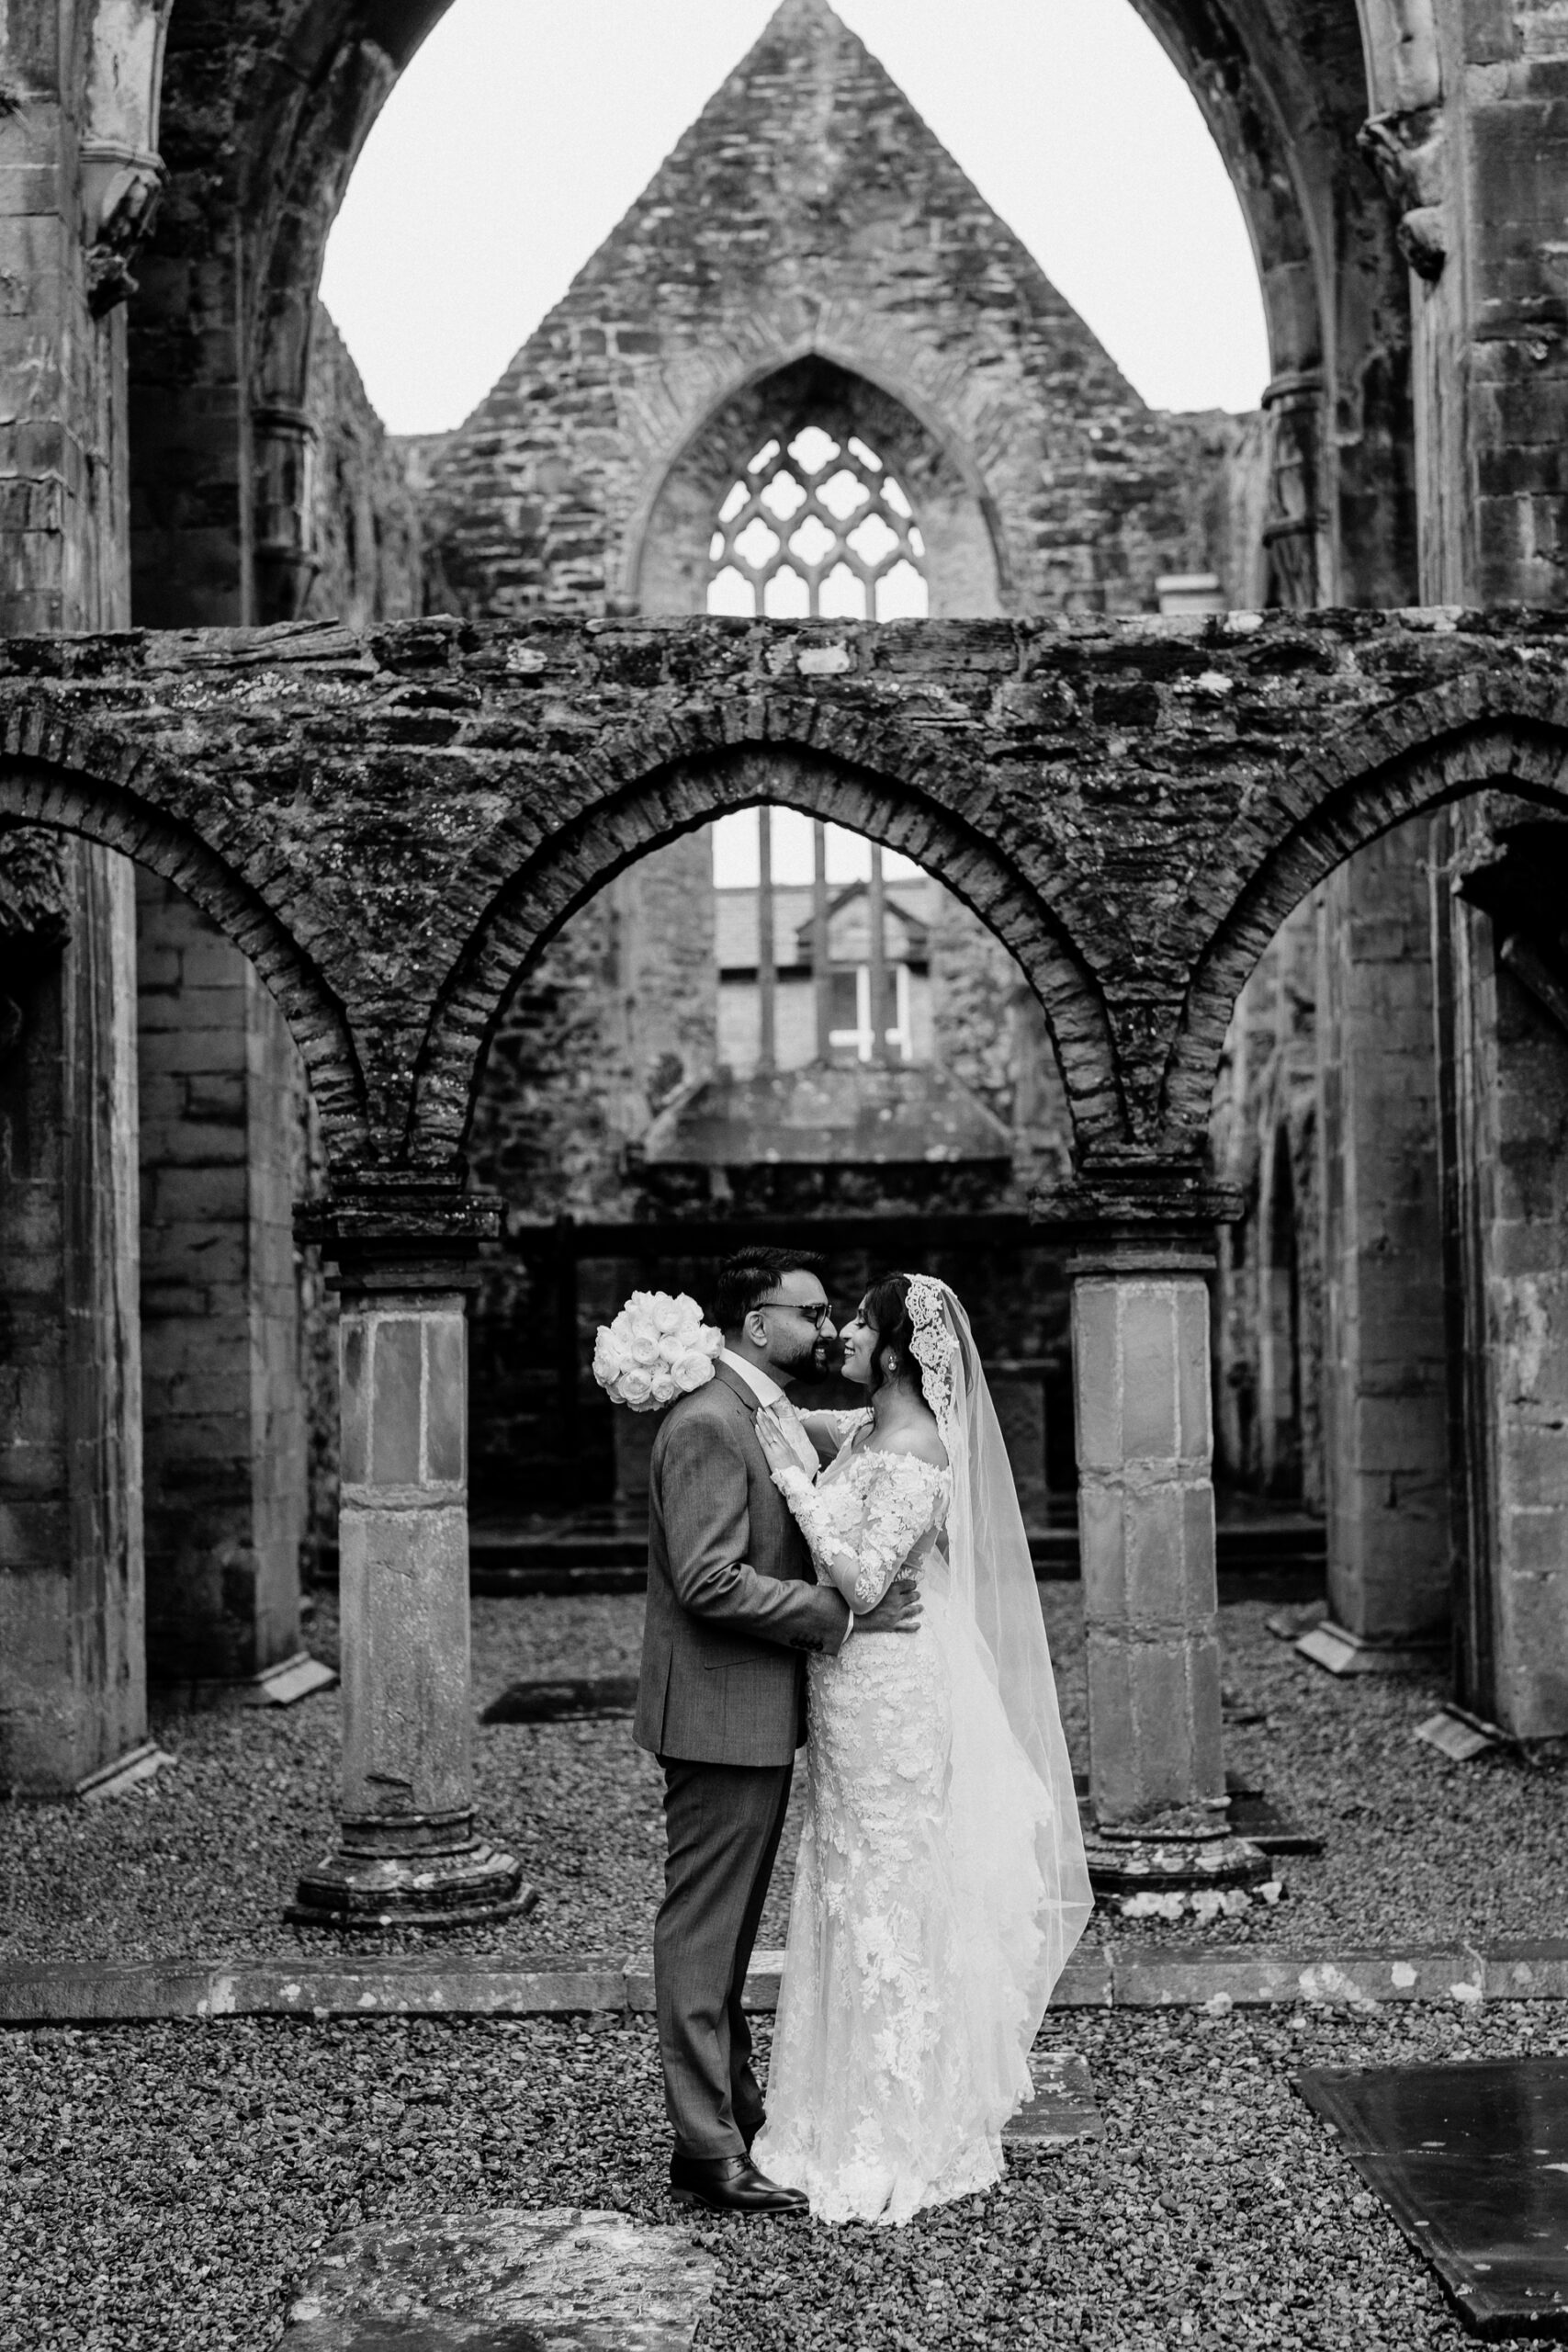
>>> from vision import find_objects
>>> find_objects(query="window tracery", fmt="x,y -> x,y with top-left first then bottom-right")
706,425 -> 929,621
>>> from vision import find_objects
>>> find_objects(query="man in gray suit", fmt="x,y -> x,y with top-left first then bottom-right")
635,1246 -> 920,2215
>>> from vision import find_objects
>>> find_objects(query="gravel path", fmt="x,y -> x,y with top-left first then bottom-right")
1,1589 -> 1562,1963
5,2000 -> 1566,2349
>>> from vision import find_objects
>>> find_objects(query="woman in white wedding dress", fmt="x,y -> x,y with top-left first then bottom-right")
750,1272 -> 1091,2227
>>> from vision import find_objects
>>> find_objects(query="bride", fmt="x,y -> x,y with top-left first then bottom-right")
751,1272 -> 1091,2227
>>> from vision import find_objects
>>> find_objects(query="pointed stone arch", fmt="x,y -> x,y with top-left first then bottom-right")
0,733 -> 369,1155
407,714 -> 1123,1168
1161,674 -> 1568,1136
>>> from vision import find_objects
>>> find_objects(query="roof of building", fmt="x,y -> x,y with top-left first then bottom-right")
715,876 -> 933,970
642,1061 -> 1013,1166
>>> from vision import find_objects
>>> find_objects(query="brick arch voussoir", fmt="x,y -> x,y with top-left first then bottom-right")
408,716 -> 1124,1164
1160,700 -> 1568,1138
0,731 -> 370,1160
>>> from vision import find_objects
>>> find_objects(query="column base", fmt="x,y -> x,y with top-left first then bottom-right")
1085,1815 -> 1271,1897
288,1823 -> 530,1930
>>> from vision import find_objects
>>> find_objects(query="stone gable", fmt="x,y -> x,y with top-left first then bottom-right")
423,0 -> 1227,624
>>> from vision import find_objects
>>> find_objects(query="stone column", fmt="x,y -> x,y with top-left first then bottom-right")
290,1179 -> 524,1927
1314,825 -> 1450,1670
136,872 -> 310,1690
1041,1172 -> 1265,1900
0,840 -> 147,1794
0,8 -> 159,1795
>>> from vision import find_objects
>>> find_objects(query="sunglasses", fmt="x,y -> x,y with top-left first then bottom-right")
753,1299 -> 836,1330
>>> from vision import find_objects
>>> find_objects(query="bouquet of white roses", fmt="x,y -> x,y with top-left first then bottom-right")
592,1289 -> 723,1412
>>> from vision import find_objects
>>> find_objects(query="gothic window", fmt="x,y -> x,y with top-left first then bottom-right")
706,425 -> 929,621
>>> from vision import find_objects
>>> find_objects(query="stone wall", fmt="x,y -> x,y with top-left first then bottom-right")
304,307 -> 424,632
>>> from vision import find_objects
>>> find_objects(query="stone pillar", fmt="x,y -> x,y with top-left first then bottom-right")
1051,1184 -> 1265,1898
0,5 -> 160,1793
1435,814 -> 1568,1738
0,842 -> 147,1794
290,1179 -> 524,1927
136,871 -> 310,1687
1314,825 -> 1450,1668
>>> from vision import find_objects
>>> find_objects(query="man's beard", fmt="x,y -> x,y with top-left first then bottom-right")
787,1333 -> 843,1381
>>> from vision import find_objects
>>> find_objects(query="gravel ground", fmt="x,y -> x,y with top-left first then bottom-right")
5,1999 -> 1567,2350
1,1589 -> 1563,1963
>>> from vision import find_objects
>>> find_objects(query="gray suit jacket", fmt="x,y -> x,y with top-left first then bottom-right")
634,1362 -> 846,1766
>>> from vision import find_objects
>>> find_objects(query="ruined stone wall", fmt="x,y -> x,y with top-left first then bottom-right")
423,0 -> 1223,626
304,307 -> 424,632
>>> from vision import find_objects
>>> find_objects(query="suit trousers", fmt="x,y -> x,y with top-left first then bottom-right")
655,1754 -> 795,2159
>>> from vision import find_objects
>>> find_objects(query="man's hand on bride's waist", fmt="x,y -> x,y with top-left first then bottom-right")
854,1577 -> 922,1635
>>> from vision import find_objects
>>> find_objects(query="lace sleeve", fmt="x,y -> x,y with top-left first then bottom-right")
769,1453 -> 949,1611
798,1407 -> 874,1467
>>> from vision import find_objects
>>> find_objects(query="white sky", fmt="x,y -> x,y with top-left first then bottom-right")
321,0 -> 1269,439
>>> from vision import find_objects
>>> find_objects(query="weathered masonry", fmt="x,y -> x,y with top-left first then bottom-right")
6,605 -> 1568,1906
10,0 -> 1568,1933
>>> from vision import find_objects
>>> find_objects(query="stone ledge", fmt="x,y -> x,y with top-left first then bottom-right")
0,1941 -> 1560,2026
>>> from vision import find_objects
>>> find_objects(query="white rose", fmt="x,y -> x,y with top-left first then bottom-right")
593,1329 -> 629,1380
619,1366 -> 655,1407
671,1348 -> 716,1394
653,1295 -> 686,1336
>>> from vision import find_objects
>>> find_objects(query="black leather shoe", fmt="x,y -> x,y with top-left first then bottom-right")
669,2152 -> 807,2215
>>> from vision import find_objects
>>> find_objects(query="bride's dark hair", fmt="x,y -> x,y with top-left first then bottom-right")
863,1272 -> 920,1397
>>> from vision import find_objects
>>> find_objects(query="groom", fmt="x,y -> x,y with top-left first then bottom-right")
634,1245 -> 921,2216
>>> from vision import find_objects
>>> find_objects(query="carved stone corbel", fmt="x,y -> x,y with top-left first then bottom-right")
82,143 -> 164,315
80,0 -> 173,314
1359,107 -> 1448,282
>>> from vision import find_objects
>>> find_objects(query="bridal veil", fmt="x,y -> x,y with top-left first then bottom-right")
908,1275 -> 1093,2035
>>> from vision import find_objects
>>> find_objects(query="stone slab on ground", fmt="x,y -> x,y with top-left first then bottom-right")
1004,2050 -> 1103,2149
285,2208 -> 716,2349
10,1940 -> 1568,2025
1298,2058 -> 1568,2338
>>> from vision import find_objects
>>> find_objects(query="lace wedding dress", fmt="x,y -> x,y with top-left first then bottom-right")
752,1283 -> 1090,2227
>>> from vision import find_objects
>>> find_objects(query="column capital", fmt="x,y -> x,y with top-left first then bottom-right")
1032,1159 -> 1243,1273
296,1170 -> 500,1295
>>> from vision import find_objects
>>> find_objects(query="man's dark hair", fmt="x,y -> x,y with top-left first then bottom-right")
712,1246 -> 828,1335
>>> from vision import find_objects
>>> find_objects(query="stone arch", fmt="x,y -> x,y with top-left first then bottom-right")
0,738 -> 368,1156
629,346 -> 1009,619
409,720 -> 1122,1168
1163,677 -> 1568,1136
1128,0 -> 1416,605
